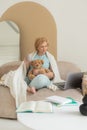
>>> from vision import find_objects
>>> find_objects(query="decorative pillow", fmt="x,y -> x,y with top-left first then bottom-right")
0,85 -> 17,119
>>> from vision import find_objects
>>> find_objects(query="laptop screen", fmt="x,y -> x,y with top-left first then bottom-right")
55,72 -> 83,90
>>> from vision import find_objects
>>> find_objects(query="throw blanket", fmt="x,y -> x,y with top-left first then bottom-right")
1,61 -> 27,108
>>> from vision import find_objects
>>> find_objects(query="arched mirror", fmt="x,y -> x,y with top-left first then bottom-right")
0,21 -> 20,66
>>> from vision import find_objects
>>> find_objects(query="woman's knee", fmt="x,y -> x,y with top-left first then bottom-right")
29,74 -> 51,89
36,74 -> 50,83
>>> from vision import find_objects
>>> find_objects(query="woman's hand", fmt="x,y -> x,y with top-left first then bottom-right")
44,71 -> 54,80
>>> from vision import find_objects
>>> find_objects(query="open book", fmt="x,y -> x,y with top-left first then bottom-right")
16,101 -> 53,113
46,96 -> 78,106
46,96 -> 72,105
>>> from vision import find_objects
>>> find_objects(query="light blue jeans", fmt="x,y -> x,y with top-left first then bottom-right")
25,74 -> 51,89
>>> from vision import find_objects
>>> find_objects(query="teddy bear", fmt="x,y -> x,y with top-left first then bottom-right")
28,59 -> 50,80
82,74 -> 87,96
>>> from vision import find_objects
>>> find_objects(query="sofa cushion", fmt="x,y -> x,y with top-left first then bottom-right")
27,88 -> 82,102
0,85 -> 17,119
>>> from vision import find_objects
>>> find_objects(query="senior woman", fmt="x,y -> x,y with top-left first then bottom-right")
24,37 -> 62,94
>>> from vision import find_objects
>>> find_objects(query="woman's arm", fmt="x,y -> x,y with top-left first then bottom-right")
44,65 -> 54,80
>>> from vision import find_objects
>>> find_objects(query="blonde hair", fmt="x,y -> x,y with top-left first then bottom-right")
34,37 -> 49,51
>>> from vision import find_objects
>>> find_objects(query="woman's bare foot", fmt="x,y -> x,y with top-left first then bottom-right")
27,87 -> 36,94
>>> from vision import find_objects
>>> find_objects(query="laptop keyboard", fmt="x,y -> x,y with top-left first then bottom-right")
54,82 -> 66,90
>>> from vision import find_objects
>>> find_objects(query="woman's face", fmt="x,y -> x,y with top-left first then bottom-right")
37,41 -> 48,55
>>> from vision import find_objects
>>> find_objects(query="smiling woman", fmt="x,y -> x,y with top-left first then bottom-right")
0,21 -> 20,66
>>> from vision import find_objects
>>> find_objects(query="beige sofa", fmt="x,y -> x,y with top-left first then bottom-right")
0,61 -> 82,119
0,60 -> 83,130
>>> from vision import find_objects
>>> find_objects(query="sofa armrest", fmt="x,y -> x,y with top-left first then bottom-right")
0,61 -> 21,78
57,61 -> 81,80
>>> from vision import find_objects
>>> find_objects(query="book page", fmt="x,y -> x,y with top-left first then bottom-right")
34,101 -> 53,113
16,101 -> 36,112
46,96 -> 71,105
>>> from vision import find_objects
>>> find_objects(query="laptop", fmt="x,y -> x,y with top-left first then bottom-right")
54,72 -> 83,90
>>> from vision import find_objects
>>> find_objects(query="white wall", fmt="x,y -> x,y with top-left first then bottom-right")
0,21 -> 20,65
0,0 -> 87,71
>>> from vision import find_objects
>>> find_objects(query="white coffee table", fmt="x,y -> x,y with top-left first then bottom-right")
17,104 -> 87,130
